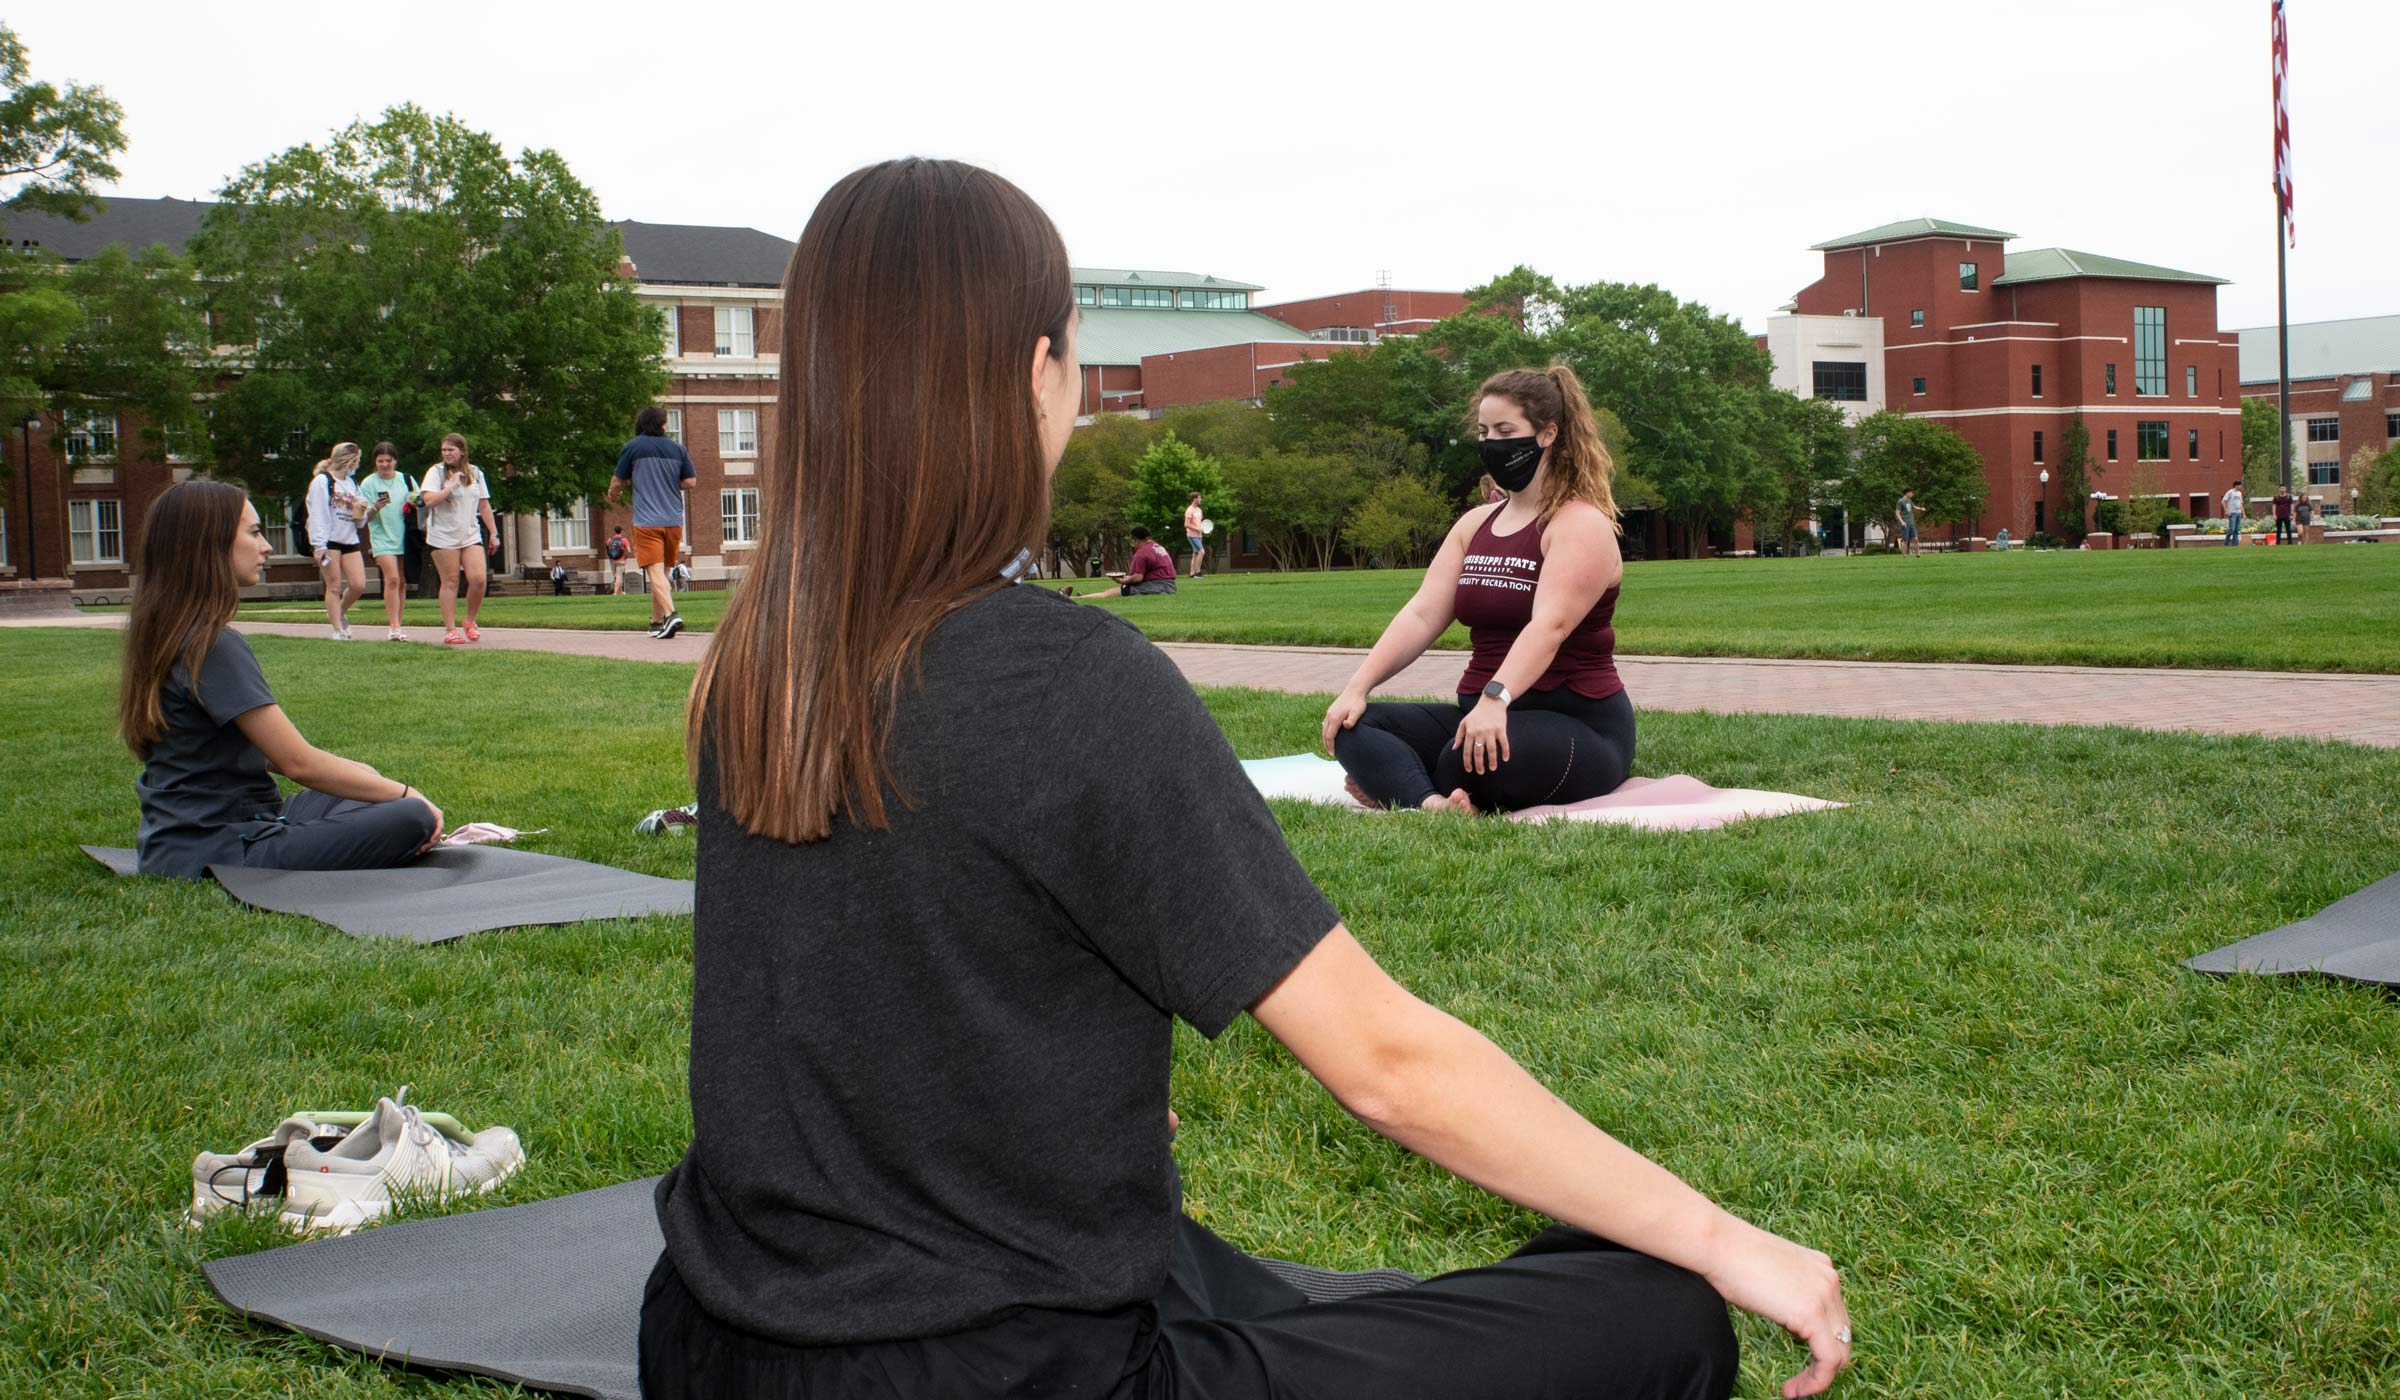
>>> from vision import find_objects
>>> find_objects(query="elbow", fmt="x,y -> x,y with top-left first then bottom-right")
276,747 -> 327,786
1329,1028 -> 1435,1139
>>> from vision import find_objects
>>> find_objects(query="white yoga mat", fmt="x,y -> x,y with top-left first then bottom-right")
1241,755 -> 1844,831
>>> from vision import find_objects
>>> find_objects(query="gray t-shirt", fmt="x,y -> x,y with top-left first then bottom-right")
656,584 -> 1338,1346
1897,497 -> 1917,530
135,630 -> 284,878
613,434 -> 695,529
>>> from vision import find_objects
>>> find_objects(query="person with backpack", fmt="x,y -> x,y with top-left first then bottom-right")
606,528 -> 632,595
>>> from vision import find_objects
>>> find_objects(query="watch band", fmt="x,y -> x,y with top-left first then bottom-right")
1483,680 -> 1512,706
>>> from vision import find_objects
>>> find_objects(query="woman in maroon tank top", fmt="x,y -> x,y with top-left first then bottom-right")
1323,364 -> 1634,814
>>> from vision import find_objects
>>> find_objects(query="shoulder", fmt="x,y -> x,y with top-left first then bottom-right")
1450,500 -> 1504,541
204,628 -> 266,678
1541,499 -> 1612,540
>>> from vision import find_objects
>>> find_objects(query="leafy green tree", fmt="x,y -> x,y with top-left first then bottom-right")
1047,413 -> 1153,575
1341,476 -> 1451,567
2352,443 -> 2400,517
1838,411 -> 1987,540
0,24 -> 126,221
2240,396 -> 2286,498
192,105 -> 666,511
1750,391 -> 1849,546
1126,431 -> 1234,546
1154,399 -> 1269,461
2053,414 -> 2092,542
1219,447 -> 1361,570
43,245 -> 213,462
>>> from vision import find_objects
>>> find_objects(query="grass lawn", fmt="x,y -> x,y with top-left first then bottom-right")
4,626 -> 2397,1397
230,544 -> 2400,673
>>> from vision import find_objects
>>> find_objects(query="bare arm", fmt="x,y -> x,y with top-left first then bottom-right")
478,495 -> 500,549
1253,926 -> 1850,1397
1320,506 -> 1498,753
1485,503 -> 1621,698
232,704 -> 443,844
604,473 -> 625,508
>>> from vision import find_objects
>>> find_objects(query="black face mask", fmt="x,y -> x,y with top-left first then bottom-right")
1479,435 -> 1544,493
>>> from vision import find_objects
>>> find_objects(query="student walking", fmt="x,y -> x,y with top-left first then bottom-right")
304,443 -> 369,639
357,442 -> 416,641
1184,491 -> 1207,578
1326,365 -> 1638,817
606,527 -> 632,594
645,157 -> 1849,1400
419,433 -> 499,645
121,480 -> 444,878
2222,481 -> 2246,546
605,406 -> 695,639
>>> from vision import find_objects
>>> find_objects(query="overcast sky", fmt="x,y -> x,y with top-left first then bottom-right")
27,0 -> 2395,332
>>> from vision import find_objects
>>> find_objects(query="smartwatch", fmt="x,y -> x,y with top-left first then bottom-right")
1482,681 -> 1512,706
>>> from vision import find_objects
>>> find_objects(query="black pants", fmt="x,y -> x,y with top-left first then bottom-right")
2276,518 -> 2296,544
639,1214 -> 1734,1400
236,789 -> 435,871
1335,688 -> 1636,812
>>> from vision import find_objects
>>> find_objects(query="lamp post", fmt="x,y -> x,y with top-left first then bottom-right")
17,413 -> 38,579
2037,467 -> 2050,536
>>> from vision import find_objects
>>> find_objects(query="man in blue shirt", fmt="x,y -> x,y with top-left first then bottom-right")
605,406 -> 697,638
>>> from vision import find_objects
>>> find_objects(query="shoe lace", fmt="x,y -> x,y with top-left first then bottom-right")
392,1086 -> 462,1159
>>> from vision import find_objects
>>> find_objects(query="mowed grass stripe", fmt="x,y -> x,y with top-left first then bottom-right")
232,545 -> 2400,674
2,628 -> 2395,1397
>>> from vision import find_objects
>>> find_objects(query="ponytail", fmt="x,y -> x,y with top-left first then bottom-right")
311,441 -> 360,482
1471,363 -> 1621,530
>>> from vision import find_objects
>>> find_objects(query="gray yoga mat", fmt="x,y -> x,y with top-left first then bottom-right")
206,1178 -> 1422,1400
79,843 -> 692,943
2185,872 -> 2400,987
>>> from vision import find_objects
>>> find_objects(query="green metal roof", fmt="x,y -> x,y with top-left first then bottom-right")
1072,307 -> 1318,367
1991,248 -> 2228,287
1070,267 -> 1264,292
1810,218 -> 2016,251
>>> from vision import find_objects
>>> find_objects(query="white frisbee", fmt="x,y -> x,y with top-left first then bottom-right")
1200,519 -> 1215,535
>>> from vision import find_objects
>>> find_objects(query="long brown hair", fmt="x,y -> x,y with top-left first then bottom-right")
1474,363 -> 1620,527
119,479 -> 250,757
688,159 -> 1073,843
435,432 -> 476,489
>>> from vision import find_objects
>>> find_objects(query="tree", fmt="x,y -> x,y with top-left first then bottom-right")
1341,475 -> 1452,567
1838,412 -> 1988,541
0,24 -> 126,222
2240,396 -> 2285,499
2053,413 -> 2092,543
1750,391 -> 1849,547
42,244 -> 213,462
1048,412 -> 1153,575
2352,443 -> 2400,517
1220,447 -> 1361,570
1154,399 -> 1269,462
191,106 -> 666,512
1126,431 -> 1234,544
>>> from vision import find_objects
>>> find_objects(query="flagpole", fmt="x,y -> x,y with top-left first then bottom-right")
2276,198 -> 2292,495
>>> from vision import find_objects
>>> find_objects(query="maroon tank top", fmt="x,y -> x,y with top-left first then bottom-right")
1453,508 -> 1622,700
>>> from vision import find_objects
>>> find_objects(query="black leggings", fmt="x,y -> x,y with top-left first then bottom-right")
1335,687 -> 1635,813
640,1212 -> 1734,1400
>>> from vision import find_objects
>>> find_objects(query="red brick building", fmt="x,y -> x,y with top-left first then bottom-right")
1771,218 -> 2244,541
2233,314 -> 2400,510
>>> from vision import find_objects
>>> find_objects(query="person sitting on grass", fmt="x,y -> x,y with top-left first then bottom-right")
120,479 -> 445,879
651,155 -> 1849,1400
1061,523 -> 1178,599
1324,364 -> 1639,816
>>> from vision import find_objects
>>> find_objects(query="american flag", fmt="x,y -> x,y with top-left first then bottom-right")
2273,0 -> 2294,246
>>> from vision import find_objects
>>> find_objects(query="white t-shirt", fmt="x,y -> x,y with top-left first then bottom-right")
305,472 -> 363,549
2222,488 -> 2244,517
422,464 -> 489,549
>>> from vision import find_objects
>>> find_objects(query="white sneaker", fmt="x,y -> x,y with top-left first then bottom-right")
331,627 -> 351,641
281,1090 -> 523,1234
188,1115 -> 351,1226
388,628 -> 408,642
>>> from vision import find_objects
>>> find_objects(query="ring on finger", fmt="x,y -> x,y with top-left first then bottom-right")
1834,1326 -> 1851,1345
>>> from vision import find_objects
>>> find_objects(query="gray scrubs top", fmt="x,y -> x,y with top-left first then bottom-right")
135,630 -> 285,878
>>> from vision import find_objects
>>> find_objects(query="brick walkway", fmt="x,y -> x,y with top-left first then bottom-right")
14,616 -> 2398,747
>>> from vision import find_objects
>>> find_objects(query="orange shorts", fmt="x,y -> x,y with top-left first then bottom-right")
630,526 -> 682,570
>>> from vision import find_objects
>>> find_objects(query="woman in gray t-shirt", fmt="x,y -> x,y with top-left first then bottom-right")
120,480 -> 447,878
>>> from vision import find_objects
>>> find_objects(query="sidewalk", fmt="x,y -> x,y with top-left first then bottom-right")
16,615 -> 2399,748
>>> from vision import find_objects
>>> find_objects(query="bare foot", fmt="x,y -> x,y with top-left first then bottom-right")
1343,774 -> 1378,809
1421,788 -> 1481,816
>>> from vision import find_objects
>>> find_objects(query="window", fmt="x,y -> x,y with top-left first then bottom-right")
2388,412 -> 2399,438
1317,327 -> 1377,344
2031,364 -> 2043,398
1182,289 -> 1248,310
1128,287 -> 1173,308
1958,262 -> 1979,292
1912,376 -> 1927,396
1075,286 -> 1096,306
69,498 -> 123,564
2133,307 -> 2166,394
2306,416 -> 2340,443
164,415 -> 210,462
65,413 -> 119,463
2308,463 -> 2341,485
547,497 -> 590,551
259,499 -> 296,557
721,487 -> 761,545
2033,431 -> 2045,464
664,408 -> 683,444
1812,361 -> 1868,402
2136,420 -> 2169,461
2106,429 -> 2119,461
2186,366 -> 2198,398
714,305 -> 754,357
1098,286 -> 1129,306
2187,428 -> 2199,460
1910,309 -> 1924,327
717,408 -> 758,456
662,304 -> 681,358
2105,363 -> 2117,395
2218,429 -> 2225,459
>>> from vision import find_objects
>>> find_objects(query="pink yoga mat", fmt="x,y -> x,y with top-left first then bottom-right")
1239,755 -> 1843,831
